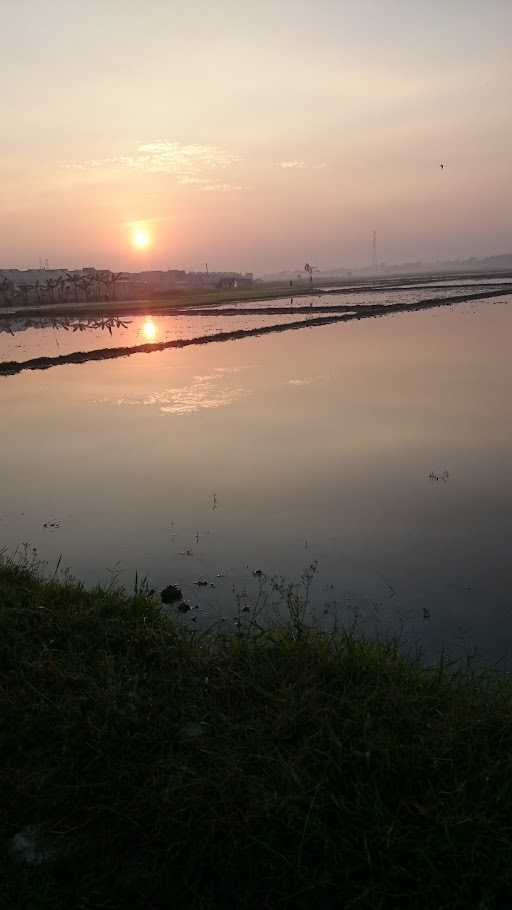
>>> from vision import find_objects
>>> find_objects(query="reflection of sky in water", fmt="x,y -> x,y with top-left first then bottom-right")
93,368 -> 250,415
0,311 -> 313,362
208,286 -> 512,311
2,285 -> 511,365
1,298 -> 512,664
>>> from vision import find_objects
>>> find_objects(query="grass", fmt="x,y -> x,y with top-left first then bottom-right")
2,556 -> 512,909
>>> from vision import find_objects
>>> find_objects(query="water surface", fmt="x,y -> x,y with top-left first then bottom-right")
2,298 -> 511,661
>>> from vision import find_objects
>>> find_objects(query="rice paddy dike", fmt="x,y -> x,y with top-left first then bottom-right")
1,284 -> 511,377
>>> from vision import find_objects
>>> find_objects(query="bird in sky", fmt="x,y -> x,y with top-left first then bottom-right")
440,162 -> 445,170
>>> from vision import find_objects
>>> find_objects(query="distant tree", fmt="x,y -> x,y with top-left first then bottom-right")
110,272 -> 123,301
79,275 -> 93,302
45,278 -> 57,303
98,272 -> 112,301
19,284 -> 30,306
55,276 -> 66,301
0,276 -> 13,305
66,273 -> 81,304
304,263 -> 313,283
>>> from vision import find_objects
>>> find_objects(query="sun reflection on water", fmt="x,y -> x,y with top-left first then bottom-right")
142,318 -> 157,341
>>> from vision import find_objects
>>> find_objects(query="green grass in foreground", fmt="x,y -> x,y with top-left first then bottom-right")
2,558 -> 512,909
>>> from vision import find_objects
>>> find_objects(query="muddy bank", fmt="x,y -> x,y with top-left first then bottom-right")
0,287 -> 510,378
1,277 -> 510,323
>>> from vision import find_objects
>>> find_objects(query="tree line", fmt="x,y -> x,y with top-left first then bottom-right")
0,271 -> 123,307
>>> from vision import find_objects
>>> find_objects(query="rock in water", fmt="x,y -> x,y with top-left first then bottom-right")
161,584 -> 182,604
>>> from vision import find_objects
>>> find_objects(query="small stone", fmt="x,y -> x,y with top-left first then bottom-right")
179,720 -> 208,740
10,826 -> 65,867
161,584 -> 182,605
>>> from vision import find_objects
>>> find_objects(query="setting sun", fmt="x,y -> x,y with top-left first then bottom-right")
131,226 -> 152,251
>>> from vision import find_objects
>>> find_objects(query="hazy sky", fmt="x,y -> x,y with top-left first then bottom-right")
3,0 -> 511,273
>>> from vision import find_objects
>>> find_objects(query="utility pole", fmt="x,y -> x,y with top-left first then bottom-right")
371,231 -> 377,270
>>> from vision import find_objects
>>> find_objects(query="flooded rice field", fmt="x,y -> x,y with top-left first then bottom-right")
1,287 -> 512,662
209,285 -> 505,311
0,311 -> 316,362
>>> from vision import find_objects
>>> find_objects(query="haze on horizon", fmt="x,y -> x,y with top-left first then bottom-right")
3,0 -> 511,275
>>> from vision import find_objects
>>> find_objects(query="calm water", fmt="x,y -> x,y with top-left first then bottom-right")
2,296 -> 512,661
201,285 -> 505,312
0,311 -> 313,362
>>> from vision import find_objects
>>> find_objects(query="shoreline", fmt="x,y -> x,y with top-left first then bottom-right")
1,271 -> 511,322
1,286 -> 510,377
3,555 -> 512,908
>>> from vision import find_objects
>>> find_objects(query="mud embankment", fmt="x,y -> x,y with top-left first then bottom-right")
0,288 -> 510,378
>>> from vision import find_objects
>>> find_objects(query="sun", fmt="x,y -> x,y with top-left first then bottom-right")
131,225 -> 152,250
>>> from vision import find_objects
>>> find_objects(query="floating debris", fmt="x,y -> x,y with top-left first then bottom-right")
428,470 -> 450,484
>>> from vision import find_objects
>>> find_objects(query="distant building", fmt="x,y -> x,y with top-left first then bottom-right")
0,265 -> 255,306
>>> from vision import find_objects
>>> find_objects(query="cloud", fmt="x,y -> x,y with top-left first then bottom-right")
136,141 -> 240,175
288,375 -> 327,386
200,183 -> 244,192
277,161 -> 327,170
278,160 -> 306,169
63,141 -> 241,185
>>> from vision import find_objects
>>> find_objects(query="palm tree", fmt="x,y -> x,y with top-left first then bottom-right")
66,273 -> 81,304
0,276 -> 13,305
19,284 -> 31,306
110,272 -> 123,301
79,275 -> 93,301
55,276 -> 66,301
45,278 -> 57,303
98,272 -> 112,301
